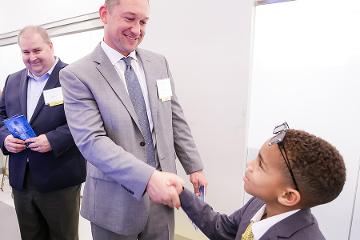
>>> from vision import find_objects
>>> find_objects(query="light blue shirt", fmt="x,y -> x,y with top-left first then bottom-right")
27,57 -> 59,121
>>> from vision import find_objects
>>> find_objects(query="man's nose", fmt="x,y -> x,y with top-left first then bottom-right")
130,22 -> 141,36
29,52 -> 37,61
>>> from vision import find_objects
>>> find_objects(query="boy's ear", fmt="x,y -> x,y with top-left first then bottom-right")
278,188 -> 301,207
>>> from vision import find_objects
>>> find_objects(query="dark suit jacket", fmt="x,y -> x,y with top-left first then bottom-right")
180,189 -> 325,240
0,60 -> 86,192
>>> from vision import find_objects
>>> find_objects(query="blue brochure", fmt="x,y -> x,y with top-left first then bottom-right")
3,114 -> 36,140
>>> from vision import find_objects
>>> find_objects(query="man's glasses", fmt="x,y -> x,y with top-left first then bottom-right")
268,122 -> 299,191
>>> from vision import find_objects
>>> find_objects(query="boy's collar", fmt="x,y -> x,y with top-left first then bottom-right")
251,204 -> 300,239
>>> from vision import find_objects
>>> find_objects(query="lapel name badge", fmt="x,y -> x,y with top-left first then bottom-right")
43,87 -> 64,106
157,78 -> 172,102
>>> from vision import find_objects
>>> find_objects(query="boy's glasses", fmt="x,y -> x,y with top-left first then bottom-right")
268,122 -> 300,191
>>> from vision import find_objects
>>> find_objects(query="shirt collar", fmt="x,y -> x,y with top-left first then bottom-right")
101,41 -> 138,65
27,57 -> 59,81
251,204 -> 300,239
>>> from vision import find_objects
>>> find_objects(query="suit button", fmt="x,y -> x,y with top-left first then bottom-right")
140,141 -> 145,146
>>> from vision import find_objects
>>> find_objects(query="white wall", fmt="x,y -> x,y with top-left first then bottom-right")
0,44 -> 23,89
0,1 -> 255,239
143,1 -> 255,238
248,1 -> 360,239
0,0 -> 103,33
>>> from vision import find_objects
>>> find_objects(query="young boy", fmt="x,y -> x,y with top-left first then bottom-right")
179,123 -> 346,240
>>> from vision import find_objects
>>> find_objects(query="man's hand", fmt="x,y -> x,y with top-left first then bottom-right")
146,170 -> 184,209
4,135 -> 26,153
190,170 -> 208,196
25,134 -> 52,153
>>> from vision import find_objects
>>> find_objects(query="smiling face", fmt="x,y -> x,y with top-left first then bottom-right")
18,31 -> 55,77
100,0 -> 149,56
243,141 -> 294,203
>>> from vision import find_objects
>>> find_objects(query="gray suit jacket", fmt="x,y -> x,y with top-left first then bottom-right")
180,189 -> 325,240
59,45 -> 203,235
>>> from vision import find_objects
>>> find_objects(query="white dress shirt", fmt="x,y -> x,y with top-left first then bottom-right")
251,204 -> 300,240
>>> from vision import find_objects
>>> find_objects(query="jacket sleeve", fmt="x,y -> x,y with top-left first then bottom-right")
45,123 -> 75,157
59,66 -> 154,200
165,57 -> 204,174
0,75 -> 12,155
180,188 -> 248,240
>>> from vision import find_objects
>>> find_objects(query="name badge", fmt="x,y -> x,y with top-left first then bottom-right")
157,78 -> 172,102
43,87 -> 64,106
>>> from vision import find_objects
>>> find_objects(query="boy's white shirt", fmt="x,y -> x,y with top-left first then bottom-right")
251,204 -> 300,240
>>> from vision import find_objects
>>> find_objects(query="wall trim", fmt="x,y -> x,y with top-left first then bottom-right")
0,12 -> 103,47
256,0 -> 295,6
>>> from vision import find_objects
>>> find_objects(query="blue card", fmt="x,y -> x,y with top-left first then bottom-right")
3,114 -> 36,140
199,185 -> 205,202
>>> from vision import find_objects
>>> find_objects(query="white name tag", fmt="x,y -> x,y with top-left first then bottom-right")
157,78 -> 173,102
43,87 -> 64,106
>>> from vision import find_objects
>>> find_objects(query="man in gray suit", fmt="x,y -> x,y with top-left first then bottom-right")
59,0 -> 207,239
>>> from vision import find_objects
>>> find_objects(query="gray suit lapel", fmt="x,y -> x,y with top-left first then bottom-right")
136,50 -> 158,131
92,45 -> 141,130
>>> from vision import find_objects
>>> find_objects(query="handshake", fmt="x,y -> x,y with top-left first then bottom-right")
146,170 -> 207,209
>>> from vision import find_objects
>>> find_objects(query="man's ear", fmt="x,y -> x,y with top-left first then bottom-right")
49,41 -> 54,52
99,5 -> 108,24
278,187 -> 301,207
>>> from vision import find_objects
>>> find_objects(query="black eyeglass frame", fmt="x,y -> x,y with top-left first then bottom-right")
268,122 -> 300,191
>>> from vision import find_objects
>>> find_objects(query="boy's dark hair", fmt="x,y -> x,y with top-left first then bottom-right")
283,129 -> 346,208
